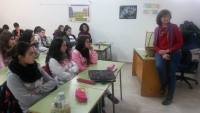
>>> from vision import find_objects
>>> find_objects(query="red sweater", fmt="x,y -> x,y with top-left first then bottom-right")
154,24 -> 183,52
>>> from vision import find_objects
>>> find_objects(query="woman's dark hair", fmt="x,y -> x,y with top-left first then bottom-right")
34,26 -> 41,34
156,9 -> 172,26
0,32 -> 14,58
46,38 -> 70,63
11,42 -> 32,61
79,23 -> 90,33
64,25 -> 71,35
75,35 -> 90,65
19,29 -> 33,43
54,25 -> 64,37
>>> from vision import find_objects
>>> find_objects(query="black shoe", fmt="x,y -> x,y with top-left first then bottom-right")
162,98 -> 173,105
160,84 -> 167,94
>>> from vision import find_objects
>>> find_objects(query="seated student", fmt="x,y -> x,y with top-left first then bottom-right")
34,26 -> 41,34
78,23 -> 92,43
35,28 -> 51,54
7,41 -> 57,113
72,35 -> 119,104
19,29 -> 40,59
0,32 -> 15,69
12,22 -> 24,40
63,25 -> 76,52
46,38 -> 78,87
2,24 -> 9,32
53,25 -> 64,39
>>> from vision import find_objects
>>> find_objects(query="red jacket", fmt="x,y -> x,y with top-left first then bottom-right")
154,24 -> 183,52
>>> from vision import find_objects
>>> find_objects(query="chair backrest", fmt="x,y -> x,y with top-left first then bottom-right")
181,33 -> 199,50
42,63 -> 53,77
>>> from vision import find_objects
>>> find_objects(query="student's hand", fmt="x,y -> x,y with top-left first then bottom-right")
89,45 -> 93,50
29,91 -> 37,95
158,49 -> 170,55
31,39 -> 37,44
162,54 -> 170,60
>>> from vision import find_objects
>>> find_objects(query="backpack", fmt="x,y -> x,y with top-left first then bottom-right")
0,81 -> 22,113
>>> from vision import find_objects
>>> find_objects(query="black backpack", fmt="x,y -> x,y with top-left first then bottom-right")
0,81 -> 22,113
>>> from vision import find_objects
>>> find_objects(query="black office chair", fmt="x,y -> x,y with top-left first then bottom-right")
176,49 -> 199,89
176,30 -> 200,88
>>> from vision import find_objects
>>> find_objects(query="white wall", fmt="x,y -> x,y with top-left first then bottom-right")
0,0 -> 200,62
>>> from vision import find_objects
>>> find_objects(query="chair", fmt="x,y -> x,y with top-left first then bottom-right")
176,33 -> 199,89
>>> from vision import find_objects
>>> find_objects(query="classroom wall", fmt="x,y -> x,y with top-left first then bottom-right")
0,0 -> 200,62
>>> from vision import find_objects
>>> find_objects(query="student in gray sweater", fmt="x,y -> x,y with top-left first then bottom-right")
46,38 -> 78,87
7,41 -> 57,113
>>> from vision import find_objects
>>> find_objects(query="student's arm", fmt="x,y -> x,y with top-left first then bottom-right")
49,58 -> 75,82
46,36 -> 52,46
68,61 -> 79,74
7,73 -> 47,107
34,35 -> 40,42
72,51 -> 86,72
89,49 -> 98,63
33,67 -> 57,94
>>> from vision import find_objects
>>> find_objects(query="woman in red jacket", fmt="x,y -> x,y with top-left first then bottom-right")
154,9 -> 183,105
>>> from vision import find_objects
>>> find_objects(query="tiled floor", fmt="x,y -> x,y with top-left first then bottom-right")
104,63 -> 200,113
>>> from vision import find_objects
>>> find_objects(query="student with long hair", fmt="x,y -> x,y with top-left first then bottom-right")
63,25 -> 76,52
19,29 -> 40,59
53,25 -> 64,39
7,41 -> 57,112
46,38 -> 78,87
0,32 -> 15,68
72,35 -> 119,105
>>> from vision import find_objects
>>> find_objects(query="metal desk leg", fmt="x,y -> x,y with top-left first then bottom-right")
105,50 -> 107,60
120,70 -> 122,100
112,82 -> 115,113
110,46 -> 112,60
97,96 -> 102,113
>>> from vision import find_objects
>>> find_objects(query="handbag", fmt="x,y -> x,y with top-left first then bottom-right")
88,70 -> 116,84
145,32 -> 155,57
75,88 -> 87,102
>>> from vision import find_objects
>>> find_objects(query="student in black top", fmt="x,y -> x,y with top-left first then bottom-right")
2,24 -> 9,32
12,23 -> 24,40
63,25 -> 76,52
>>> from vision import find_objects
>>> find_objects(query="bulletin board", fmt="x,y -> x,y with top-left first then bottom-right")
68,4 -> 90,22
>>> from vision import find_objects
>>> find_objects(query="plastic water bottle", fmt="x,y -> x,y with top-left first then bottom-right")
57,92 -> 66,113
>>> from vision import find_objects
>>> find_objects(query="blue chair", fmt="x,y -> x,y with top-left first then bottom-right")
176,33 -> 199,89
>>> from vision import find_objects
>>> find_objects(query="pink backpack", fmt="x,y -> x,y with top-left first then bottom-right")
75,88 -> 87,102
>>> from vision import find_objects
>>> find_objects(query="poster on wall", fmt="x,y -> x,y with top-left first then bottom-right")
119,5 -> 137,19
143,3 -> 160,15
68,4 -> 90,22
